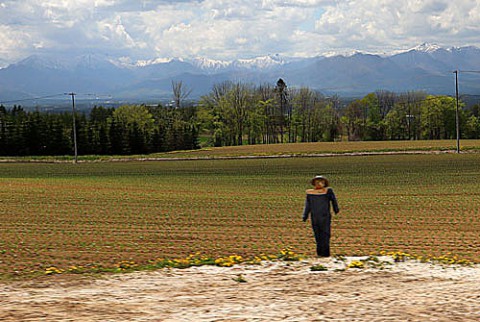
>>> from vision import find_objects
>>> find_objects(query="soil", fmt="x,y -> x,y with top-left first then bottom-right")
1,257 -> 479,321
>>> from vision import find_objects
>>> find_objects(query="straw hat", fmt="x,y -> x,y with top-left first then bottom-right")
310,175 -> 330,187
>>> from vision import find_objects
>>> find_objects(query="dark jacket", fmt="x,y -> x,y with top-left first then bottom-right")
302,188 -> 339,226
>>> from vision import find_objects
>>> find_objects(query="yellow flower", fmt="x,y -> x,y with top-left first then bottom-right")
347,261 -> 365,269
45,266 -> 63,275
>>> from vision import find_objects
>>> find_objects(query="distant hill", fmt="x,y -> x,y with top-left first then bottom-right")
1,43 -> 480,106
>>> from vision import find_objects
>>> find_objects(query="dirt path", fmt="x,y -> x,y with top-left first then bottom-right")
1,257 -> 479,321
1,149 -> 474,164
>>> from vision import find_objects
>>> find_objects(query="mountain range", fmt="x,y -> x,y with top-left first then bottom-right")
1,43 -> 480,107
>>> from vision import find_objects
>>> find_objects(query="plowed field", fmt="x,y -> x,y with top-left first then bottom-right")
1,153 -> 479,279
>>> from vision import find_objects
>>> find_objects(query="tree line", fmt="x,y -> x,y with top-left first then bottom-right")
0,104 -> 198,156
1,79 -> 479,156
198,80 -> 480,145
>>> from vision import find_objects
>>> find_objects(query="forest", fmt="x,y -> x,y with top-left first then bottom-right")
0,104 -> 198,156
1,79 -> 480,156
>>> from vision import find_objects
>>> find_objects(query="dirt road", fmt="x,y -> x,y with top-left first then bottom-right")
1,257 -> 479,321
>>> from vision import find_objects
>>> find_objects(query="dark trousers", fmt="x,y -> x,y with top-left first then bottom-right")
312,224 -> 330,257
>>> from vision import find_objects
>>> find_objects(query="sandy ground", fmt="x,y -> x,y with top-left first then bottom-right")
1,257 -> 479,322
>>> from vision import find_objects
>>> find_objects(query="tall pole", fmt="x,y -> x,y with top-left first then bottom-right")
454,71 -> 460,154
68,92 -> 78,163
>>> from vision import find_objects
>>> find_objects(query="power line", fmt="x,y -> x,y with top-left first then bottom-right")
0,93 -> 113,106
0,93 -> 66,105
459,70 -> 480,73
394,95 -> 454,107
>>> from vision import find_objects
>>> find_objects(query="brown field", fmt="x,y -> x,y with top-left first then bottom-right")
1,143 -> 480,321
0,150 -> 479,279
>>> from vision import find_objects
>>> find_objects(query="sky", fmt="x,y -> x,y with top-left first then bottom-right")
0,0 -> 479,66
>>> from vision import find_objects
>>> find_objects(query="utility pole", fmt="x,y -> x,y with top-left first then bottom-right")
67,92 -> 78,163
454,71 -> 460,154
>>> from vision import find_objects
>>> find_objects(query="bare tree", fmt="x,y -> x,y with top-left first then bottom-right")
375,90 -> 397,118
211,81 -> 233,104
229,82 -> 251,145
172,80 -> 193,108
292,87 -> 316,142
257,83 -> 276,143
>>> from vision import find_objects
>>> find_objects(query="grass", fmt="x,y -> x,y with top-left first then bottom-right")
0,149 -> 479,279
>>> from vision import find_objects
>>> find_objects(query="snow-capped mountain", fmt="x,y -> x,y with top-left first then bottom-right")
131,54 -> 288,73
411,42 -> 444,53
231,54 -> 286,70
1,44 -> 479,103
190,57 -> 230,73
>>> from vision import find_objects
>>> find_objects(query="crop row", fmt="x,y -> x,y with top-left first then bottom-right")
0,153 -> 479,278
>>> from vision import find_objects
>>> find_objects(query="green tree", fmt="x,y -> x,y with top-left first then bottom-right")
88,106 -> 114,154
358,93 -> 384,140
46,115 -> 71,155
246,95 -> 267,145
421,96 -> 462,139
10,106 -> 28,155
321,103 -> 341,142
0,105 -> 7,155
199,81 -> 234,146
258,84 -> 277,143
111,105 -> 155,154
464,114 -> 480,139
385,107 -> 406,140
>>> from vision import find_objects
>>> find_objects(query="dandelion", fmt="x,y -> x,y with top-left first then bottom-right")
214,257 -> 234,267
45,266 -> 63,275
279,247 -> 303,261
117,261 -> 137,270
347,261 -> 365,269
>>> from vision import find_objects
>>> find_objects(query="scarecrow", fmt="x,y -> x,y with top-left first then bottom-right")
302,175 -> 340,257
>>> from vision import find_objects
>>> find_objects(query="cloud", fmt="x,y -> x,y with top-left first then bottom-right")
0,25 -> 32,60
314,0 -> 480,52
0,0 -> 479,64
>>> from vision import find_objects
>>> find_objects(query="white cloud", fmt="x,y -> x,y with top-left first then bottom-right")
0,25 -> 32,60
314,0 -> 480,52
0,0 -> 479,65
97,16 -> 139,48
